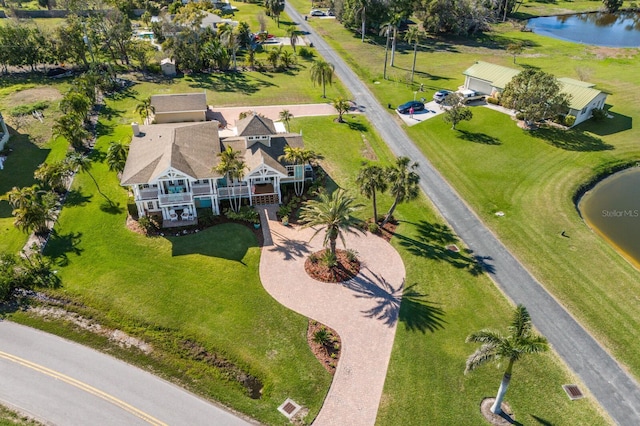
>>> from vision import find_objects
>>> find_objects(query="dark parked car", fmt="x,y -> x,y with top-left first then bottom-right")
396,101 -> 425,114
433,89 -> 452,103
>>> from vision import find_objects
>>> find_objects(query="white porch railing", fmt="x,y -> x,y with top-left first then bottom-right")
192,185 -> 214,196
138,189 -> 158,200
217,186 -> 250,199
158,193 -> 193,206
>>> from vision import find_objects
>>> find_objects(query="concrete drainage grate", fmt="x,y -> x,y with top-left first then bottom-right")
277,398 -> 302,419
562,384 -> 585,400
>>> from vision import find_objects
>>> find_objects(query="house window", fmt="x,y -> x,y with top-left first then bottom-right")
202,179 -> 209,183
147,201 -> 154,209
177,179 -> 185,185
581,108 -> 587,115
142,184 -> 150,189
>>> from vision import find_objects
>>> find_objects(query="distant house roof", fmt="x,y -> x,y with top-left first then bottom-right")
464,61 -> 606,111
121,121 -> 221,185
463,61 -> 520,90
150,93 -> 207,114
557,77 -> 604,110
160,58 -> 175,65
236,113 -> 277,137
201,12 -> 223,28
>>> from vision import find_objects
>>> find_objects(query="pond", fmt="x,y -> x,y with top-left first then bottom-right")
527,11 -> 640,47
579,167 -> 640,268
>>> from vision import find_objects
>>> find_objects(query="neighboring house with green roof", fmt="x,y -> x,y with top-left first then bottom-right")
462,61 -> 608,127
121,109 -> 306,227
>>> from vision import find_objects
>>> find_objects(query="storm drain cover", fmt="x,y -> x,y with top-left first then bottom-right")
562,384 -> 584,400
278,398 -> 302,419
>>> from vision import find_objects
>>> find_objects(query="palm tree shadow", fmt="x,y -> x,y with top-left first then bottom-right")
530,414 -> 552,425
343,268 -> 447,332
64,189 -> 92,207
268,230 -> 311,261
100,201 -> 124,214
394,220 -> 495,275
457,129 -> 501,145
44,230 -> 83,266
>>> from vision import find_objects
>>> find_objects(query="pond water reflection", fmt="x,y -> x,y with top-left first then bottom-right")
579,168 -> 640,268
527,11 -> 640,47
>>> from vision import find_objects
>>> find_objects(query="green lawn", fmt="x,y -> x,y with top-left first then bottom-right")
286,0 -> 640,413
293,115 -> 610,425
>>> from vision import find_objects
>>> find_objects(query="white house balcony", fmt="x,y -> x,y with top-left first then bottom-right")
158,192 -> 193,206
217,185 -> 250,199
138,188 -> 159,200
192,184 -> 214,196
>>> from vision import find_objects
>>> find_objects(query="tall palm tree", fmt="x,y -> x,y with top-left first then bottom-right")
106,140 -> 130,175
279,109 -> 293,132
59,92 -> 91,121
299,188 -> 363,256
286,25 -> 299,52
381,156 -> 420,226
356,0 -> 368,42
379,24 -> 391,79
215,146 -> 246,212
465,304 -> 549,414
356,163 -> 388,223
265,0 -> 284,27
332,97 -> 351,123
380,14 -> 405,69
310,59 -> 335,98
221,27 -> 240,70
66,152 -> 112,204
279,146 -> 319,196
404,26 -> 421,83
135,97 -> 154,123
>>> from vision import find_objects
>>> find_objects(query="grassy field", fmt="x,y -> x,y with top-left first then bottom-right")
293,114 -> 610,425
289,0 -> 640,403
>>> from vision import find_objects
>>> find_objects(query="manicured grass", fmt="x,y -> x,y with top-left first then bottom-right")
288,0 -> 640,392
294,115 -> 610,425
0,403 -> 42,426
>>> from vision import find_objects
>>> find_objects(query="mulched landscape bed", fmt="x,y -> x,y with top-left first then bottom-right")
304,249 -> 360,283
306,320 -> 341,374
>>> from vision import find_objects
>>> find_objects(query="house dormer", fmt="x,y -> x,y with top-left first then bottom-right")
235,113 -> 277,149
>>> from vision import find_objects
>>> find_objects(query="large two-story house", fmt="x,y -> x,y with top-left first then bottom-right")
120,107 -> 307,227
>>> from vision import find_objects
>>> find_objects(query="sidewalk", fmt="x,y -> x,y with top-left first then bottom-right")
258,206 -> 406,425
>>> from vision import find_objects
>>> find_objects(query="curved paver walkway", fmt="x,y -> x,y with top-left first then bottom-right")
258,206 -> 405,426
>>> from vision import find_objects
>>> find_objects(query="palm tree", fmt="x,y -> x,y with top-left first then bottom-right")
278,146 -> 319,196
279,109 -> 293,132
404,26 -> 421,83
3,185 -> 56,235
267,47 -> 281,70
466,304 -> 549,414
53,115 -> 90,151
355,0 -> 368,42
356,163 -> 388,223
135,97 -> 154,123
379,24 -> 391,79
265,0 -> 284,27
34,161 -> 71,193
286,25 -> 299,52
221,27 -> 240,70
381,156 -> 420,226
299,188 -> 363,256
106,140 -> 130,175
59,92 -> 91,121
215,146 -> 246,212
310,59 -> 335,98
66,152 -> 112,204
380,14 -> 405,69
332,97 -> 351,123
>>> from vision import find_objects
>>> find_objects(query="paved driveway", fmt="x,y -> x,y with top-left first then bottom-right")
258,206 -> 405,426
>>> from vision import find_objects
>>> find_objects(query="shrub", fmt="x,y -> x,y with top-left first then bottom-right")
10,101 -> 49,117
564,114 -> 576,127
309,252 -> 319,263
198,209 -> 217,227
367,222 -> 380,234
224,206 -> 259,223
313,328 -> 332,346
138,215 -> 159,234
486,97 -> 499,105
278,204 -> 291,218
147,63 -> 162,75
591,108 -> 607,121
298,46 -> 314,59
515,112 -> 525,120
321,250 -> 337,268
345,249 -> 358,262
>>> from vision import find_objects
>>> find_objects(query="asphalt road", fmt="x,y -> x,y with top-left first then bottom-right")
0,321 -> 253,426
287,5 -> 640,424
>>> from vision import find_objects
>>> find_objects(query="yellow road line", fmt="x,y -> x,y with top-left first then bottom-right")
0,350 -> 167,426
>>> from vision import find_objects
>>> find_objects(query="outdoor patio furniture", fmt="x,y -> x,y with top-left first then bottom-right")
181,210 -> 190,220
169,209 -> 178,221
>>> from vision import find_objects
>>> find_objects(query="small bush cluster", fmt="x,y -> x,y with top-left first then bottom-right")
0,252 -> 61,302
486,97 -> 500,105
10,101 -> 49,117
224,206 -> 260,224
564,115 -> 576,127
297,46 -> 314,59
591,108 -> 607,121
138,215 -> 160,234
